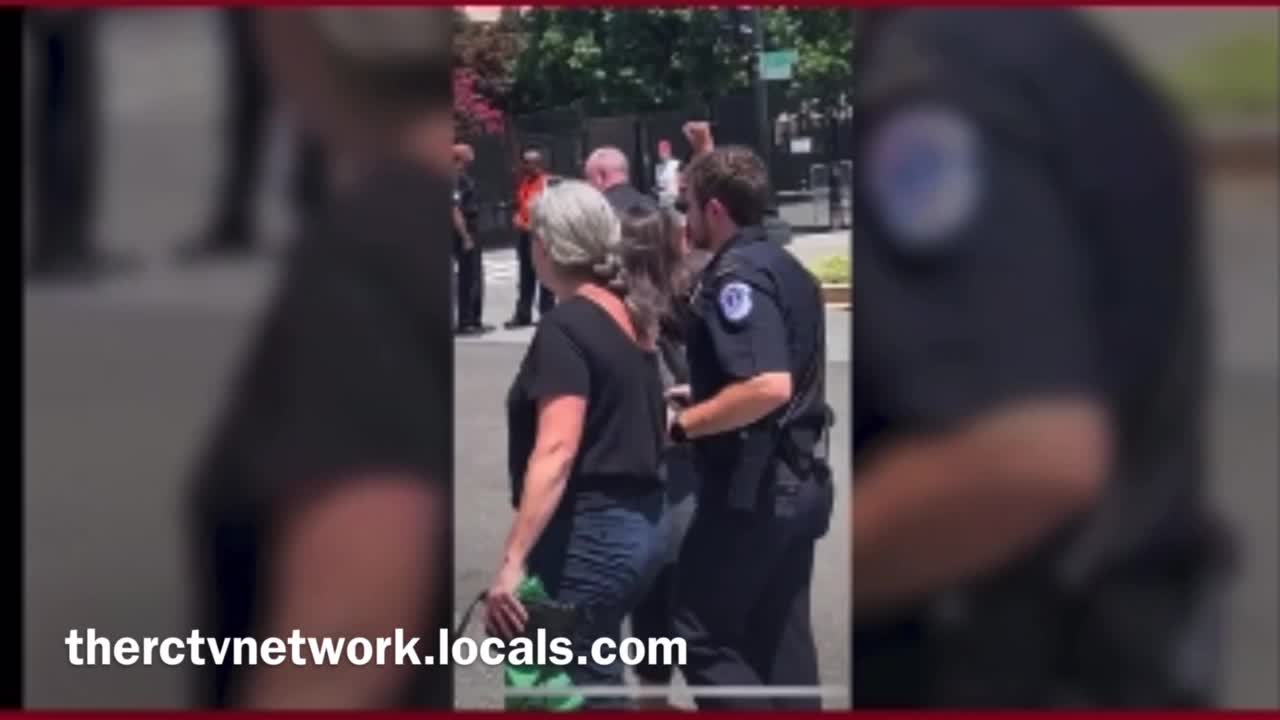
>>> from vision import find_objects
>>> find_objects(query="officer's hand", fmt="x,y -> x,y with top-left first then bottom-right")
484,562 -> 528,640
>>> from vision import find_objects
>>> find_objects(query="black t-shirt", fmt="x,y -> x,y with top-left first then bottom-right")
453,173 -> 478,254
685,226 -> 828,506
506,295 -> 665,505
455,173 -> 478,231
189,159 -> 453,709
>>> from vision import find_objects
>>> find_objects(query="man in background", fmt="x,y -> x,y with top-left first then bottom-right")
505,148 -> 554,328
453,143 -> 488,336
653,139 -> 681,208
188,9 -> 454,709
585,146 -> 655,215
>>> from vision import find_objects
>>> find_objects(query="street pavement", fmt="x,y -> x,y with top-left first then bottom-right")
21,9 -> 1279,710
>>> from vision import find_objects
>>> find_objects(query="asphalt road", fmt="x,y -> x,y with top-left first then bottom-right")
21,9 -> 1279,710
452,341 -> 851,709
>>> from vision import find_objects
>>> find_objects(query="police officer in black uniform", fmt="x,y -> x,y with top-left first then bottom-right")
27,9 -> 104,279
453,143 -> 488,335
668,146 -> 834,709
851,8 -> 1232,708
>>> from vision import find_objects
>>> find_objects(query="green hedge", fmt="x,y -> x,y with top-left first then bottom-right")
807,254 -> 850,285
1163,29 -> 1279,117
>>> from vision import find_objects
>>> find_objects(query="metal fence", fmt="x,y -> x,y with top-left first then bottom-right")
460,93 -> 852,248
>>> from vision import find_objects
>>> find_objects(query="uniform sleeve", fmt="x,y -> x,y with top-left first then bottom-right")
462,177 -> 478,216
705,272 -> 791,381
523,320 -> 591,401
855,94 -> 1099,434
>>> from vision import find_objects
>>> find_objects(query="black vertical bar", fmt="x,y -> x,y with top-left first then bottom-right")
7,5 -> 26,710
750,8 -> 771,189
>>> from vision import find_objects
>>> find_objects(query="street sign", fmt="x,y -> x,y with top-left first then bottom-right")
760,49 -> 798,81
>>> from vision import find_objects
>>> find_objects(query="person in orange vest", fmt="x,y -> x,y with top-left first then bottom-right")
506,148 -> 556,328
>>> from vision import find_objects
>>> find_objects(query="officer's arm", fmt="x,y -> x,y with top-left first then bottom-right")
678,278 -> 792,439
852,99 -> 1109,618
854,404 -> 1108,617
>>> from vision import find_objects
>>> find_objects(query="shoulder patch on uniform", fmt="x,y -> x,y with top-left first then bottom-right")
718,281 -> 753,324
865,105 -> 981,252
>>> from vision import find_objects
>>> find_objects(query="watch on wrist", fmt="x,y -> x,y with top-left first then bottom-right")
669,413 -> 688,444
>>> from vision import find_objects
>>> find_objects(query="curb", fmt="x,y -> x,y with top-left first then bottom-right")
821,284 -> 851,308
1200,128 -> 1279,177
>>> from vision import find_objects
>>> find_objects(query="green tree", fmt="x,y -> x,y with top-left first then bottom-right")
454,10 -> 524,116
510,9 -> 752,115
763,8 -> 853,114
504,9 -> 853,119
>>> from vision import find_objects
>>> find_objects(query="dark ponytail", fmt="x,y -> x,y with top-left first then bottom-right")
616,206 -> 683,348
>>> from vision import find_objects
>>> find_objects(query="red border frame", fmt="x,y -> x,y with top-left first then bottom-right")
7,707 -> 1280,712
8,1 -> 1280,7
13,0 -> 1278,715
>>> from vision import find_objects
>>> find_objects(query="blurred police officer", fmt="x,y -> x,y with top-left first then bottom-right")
189,9 -> 454,709
453,143 -> 488,335
178,8 -> 328,261
669,146 -> 834,709
851,8 -> 1232,708
27,9 -> 104,279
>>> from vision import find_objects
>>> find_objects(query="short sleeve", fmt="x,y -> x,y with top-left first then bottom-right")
462,177 -> 478,216
706,272 -> 791,381
523,319 -> 591,401
219,230 -> 451,509
854,95 -> 1099,433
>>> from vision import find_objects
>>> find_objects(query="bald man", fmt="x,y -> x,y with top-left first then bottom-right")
584,146 -> 655,216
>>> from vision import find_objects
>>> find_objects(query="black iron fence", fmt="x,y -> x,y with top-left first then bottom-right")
460,92 -> 851,248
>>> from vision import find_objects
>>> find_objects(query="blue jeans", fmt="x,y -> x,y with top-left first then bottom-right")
526,487 -> 667,708
631,447 -> 701,684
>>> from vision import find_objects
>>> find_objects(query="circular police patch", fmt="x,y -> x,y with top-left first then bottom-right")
865,106 -> 981,252
718,281 -> 753,323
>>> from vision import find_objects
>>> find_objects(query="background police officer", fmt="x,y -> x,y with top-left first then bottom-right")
453,143 -> 488,335
669,146 -> 834,709
851,8 -> 1233,708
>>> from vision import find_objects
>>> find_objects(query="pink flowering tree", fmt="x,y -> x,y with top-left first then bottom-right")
454,67 -> 506,138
